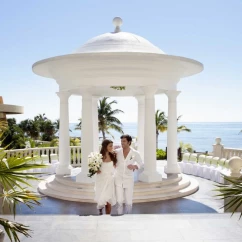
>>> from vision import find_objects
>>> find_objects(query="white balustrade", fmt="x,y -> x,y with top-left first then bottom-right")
222,148 -> 242,160
3,146 -> 82,167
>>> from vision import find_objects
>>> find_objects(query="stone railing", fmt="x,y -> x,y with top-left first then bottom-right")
212,137 -> 242,159
5,147 -> 59,159
222,148 -> 242,160
4,146 -> 82,167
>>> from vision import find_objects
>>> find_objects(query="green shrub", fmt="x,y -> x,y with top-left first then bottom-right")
156,149 -> 166,160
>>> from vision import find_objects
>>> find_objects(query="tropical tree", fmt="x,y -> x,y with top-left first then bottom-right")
179,141 -> 194,153
53,119 -> 60,132
2,119 -> 25,149
176,115 -> 192,133
40,120 -> 56,141
76,97 -> 124,139
155,110 -> 191,149
34,113 -> 47,123
75,118 -> 82,130
155,110 -> 167,149
19,119 -> 40,140
0,120 -> 47,241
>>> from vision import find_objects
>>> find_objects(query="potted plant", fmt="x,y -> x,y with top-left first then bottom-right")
0,120 -> 47,241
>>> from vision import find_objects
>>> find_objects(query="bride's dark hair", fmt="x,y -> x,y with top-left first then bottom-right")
100,139 -> 117,166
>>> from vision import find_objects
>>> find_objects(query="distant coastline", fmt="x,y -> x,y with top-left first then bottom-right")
68,122 -> 242,152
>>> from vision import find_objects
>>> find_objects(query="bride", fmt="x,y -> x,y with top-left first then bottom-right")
94,139 -> 117,215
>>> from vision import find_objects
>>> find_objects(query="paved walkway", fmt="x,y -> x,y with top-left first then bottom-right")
2,173 -> 241,241
2,213 -> 242,242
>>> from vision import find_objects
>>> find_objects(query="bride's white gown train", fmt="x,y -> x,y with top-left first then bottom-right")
94,161 -> 116,209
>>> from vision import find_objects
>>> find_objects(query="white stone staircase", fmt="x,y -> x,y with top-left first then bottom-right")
38,166 -> 199,203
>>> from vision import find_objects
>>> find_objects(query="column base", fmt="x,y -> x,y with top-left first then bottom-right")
164,164 -> 181,174
138,171 -> 162,183
76,172 -> 95,183
56,164 -> 72,175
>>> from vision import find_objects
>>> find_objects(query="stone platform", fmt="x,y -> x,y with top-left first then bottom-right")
38,161 -> 199,203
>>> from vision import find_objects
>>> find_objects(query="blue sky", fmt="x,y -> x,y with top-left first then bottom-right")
1,0 -> 242,123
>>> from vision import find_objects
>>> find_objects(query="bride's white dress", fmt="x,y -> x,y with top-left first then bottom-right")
94,161 -> 116,209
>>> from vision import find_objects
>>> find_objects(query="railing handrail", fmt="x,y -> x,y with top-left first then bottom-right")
3,146 -> 82,167
223,147 -> 242,151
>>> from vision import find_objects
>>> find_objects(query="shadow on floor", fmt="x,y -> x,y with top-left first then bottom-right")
16,196 -> 218,216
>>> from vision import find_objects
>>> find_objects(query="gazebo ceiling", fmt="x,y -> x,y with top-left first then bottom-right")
32,17 -> 203,92
69,85 -> 167,97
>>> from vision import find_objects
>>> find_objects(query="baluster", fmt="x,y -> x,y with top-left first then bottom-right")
76,146 -> 81,166
73,147 -> 77,166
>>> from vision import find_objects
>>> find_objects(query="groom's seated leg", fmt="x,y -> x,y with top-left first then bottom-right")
116,186 -> 124,214
124,187 -> 133,214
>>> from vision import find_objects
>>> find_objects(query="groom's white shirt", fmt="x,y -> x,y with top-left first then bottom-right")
114,147 -> 143,188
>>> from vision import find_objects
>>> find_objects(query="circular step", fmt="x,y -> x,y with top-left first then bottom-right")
38,171 -> 199,203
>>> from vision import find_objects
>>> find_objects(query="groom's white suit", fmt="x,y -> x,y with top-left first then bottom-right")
114,147 -> 143,214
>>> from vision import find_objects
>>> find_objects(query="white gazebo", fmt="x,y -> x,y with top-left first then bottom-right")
34,18 -> 203,202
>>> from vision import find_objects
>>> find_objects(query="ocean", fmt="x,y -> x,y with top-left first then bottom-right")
69,122 -> 242,152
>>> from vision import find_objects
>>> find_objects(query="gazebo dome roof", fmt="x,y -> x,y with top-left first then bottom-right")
74,31 -> 165,54
74,17 -> 164,54
32,17 -> 204,94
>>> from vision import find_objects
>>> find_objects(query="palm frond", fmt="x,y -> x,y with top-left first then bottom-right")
0,120 -> 8,134
214,175 -> 242,219
1,189 -> 42,216
0,218 -> 32,242
177,125 -> 191,133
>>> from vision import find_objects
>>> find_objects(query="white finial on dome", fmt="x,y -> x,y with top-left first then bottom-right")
113,17 -> 123,33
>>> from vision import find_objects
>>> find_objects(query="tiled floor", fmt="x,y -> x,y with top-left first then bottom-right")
2,171 -> 240,242
2,213 -> 242,242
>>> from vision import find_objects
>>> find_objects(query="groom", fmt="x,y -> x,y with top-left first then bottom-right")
114,134 -> 143,214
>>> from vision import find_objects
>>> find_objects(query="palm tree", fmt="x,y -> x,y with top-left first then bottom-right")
176,115 -> 192,133
53,119 -> 60,131
42,120 -> 57,141
0,120 -> 47,241
98,97 -> 124,139
75,118 -> 82,130
2,119 -> 25,149
155,110 -> 167,149
76,97 -> 124,139
155,110 -> 191,149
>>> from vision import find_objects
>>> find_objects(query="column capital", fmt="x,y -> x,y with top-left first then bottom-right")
82,91 -> 92,100
165,90 -> 181,101
135,95 -> 145,103
92,96 -> 100,101
142,85 -> 158,98
56,91 -> 71,101
80,86 -> 93,99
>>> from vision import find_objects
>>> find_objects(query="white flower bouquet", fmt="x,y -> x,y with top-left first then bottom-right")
87,152 -> 103,178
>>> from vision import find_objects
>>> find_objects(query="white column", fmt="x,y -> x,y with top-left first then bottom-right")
135,95 -> 145,160
139,86 -> 162,182
164,90 -> 181,174
93,96 -> 99,152
56,91 -> 72,175
76,90 -> 94,183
